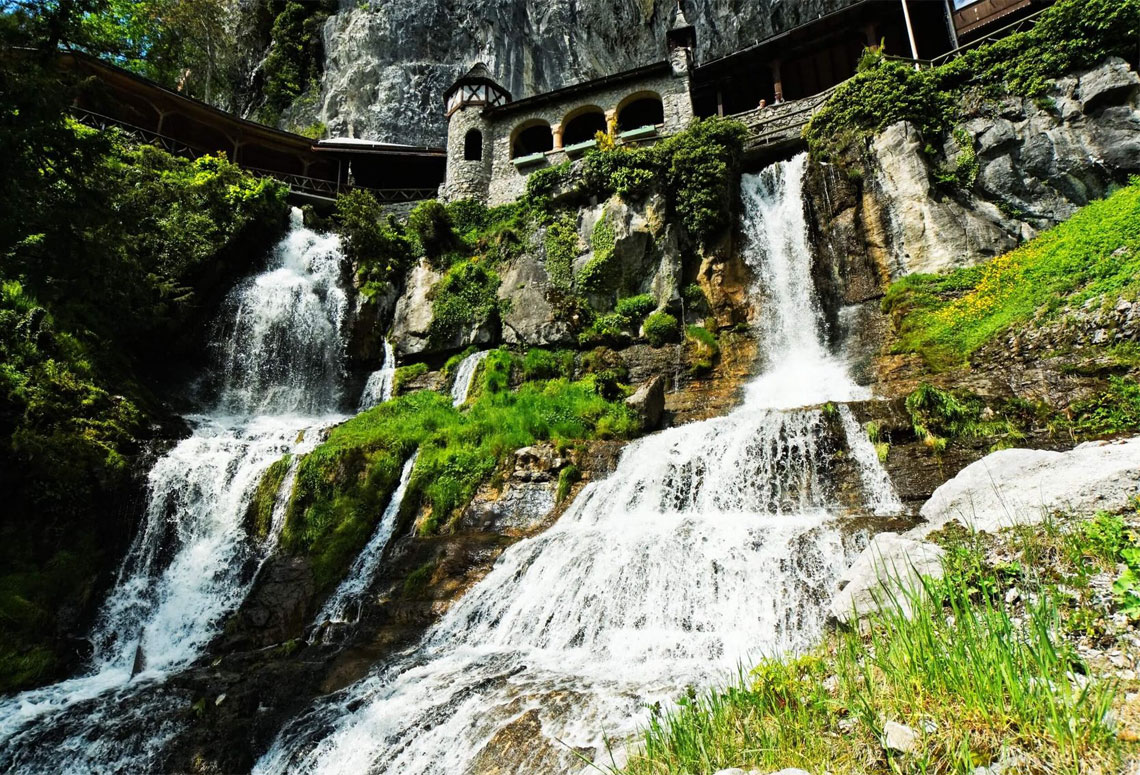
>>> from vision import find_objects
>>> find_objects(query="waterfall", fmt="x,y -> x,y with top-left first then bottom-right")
255,155 -> 898,774
311,452 -> 419,636
359,340 -> 396,411
451,349 -> 490,406
838,405 -> 903,515
0,209 -> 350,771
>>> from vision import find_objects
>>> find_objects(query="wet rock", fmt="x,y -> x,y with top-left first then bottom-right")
914,437 -> 1140,537
625,374 -> 666,430
882,720 -> 919,753
224,557 -> 315,649
828,532 -> 944,626
390,260 -> 443,356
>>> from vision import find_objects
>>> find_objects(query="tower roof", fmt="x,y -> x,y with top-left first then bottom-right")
443,62 -> 512,103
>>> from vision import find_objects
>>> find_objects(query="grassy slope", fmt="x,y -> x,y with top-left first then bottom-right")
621,514 -> 1140,774
281,349 -> 639,591
884,182 -> 1140,371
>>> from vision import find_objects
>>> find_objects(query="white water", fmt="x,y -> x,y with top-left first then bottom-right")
255,155 -> 896,774
450,349 -> 490,406
838,405 -> 904,515
0,210 -> 350,772
359,340 -> 396,411
312,452 -> 419,634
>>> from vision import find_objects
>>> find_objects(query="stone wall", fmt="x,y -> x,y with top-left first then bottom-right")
441,106 -> 494,201
481,69 -> 693,205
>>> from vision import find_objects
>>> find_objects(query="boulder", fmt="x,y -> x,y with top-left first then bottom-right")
390,260 -> 443,356
827,533 -> 944,626
913,437 -> 1140,537
498,249 -> 574,346
625,374 -> 666,430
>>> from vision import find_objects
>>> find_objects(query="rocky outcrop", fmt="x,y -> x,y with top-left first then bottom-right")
827,532 -> 944,626
301,0 -> 857,145
625,374 -> 666,430
807,59 -> 1140,282
390,259 -> 496,356
912,436 -> 1140,537
498,248 -> 574,347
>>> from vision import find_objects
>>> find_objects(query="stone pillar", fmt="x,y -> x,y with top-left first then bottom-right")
551,123 -> 563,148
770,60 -> 784,103
605,109 -> 618,137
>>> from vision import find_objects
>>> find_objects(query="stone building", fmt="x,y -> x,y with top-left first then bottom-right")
441,4 -> 697,205
440,0 -> 1052,205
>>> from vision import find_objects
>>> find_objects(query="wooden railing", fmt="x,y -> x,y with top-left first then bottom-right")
730,87 -> 838,149
71,107 -> 438,203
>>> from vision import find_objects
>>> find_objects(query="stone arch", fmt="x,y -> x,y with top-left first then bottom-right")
510,119 -> 554,158
561,105 -> 607,146
464,129 -> 483,161
616,91 -> 665,132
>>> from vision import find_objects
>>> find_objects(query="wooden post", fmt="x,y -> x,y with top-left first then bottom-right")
863,22 -> 878,48
770,60 -> 784,103
900,0 -> 920,64
943,0 -> 960,52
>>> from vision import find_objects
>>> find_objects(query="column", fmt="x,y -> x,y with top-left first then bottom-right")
770,59 -> 784,103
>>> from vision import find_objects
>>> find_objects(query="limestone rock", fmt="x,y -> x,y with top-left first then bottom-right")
498,249 -> 573,346
390,260 -> 443,356
828,532 -> 944,625
913,437 -> 1140,537
625,374 -> 666,430
1079,57 -> 1140,112
882,720 -> 919,753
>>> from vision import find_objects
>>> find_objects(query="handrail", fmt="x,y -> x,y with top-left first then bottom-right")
70,107 -> 437,203
929,6 -> 1051,67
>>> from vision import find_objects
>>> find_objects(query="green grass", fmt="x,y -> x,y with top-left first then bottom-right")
884,182 -> 1140,370
621,518 -> 1132,774
280,363 -> 639,591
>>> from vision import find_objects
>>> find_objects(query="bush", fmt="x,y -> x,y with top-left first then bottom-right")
656,118 -> 749,243
522,348 -> 576,381
333,189 -> 414,293
408,199 -> 461,267
578,215 -> 618,294
644,311 -> 680,347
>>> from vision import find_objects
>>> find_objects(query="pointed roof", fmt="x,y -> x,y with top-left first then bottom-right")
443,62 -> 512,102
671,1 -> 692,30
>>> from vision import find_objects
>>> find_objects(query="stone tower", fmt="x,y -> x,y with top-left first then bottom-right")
667,1 -> 697,75
440,63 -> 511,202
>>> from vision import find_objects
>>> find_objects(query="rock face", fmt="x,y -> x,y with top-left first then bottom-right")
914,437 -> 1140,537
302,0 -> 857,145
808,59 -> 1140,281
827,532 -> 944,626
625,374 -> 666,430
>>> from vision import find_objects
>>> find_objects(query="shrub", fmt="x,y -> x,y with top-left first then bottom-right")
656,118 -> 749,243
333,189 -> 414,293
408,199 -> 461,266
578,214 -> 618,294
644,311 -> 680,347
543,213 -> 579,290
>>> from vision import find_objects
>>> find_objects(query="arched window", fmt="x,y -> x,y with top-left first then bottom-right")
617,95 -> 665,132
562,108 -> 607,146
464,129 -> 482,161
511,121 -> 554,158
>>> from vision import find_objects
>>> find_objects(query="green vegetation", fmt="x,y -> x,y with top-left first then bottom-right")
281,368 -> 639,590
428,260 -> 503,347
522,348 -> 576,381
392,362 -> 429,396
684,324 -> 719,373
0,4 -> 290,691
623,516 -> 1134,774
885,181 -> 1140,369
644,311 -> 681,347
579,214 -> 618,294
806,0 -> 1140,162
244,455 -> 292,540
259,0 -> 336,123
332,190 -> 414,297
556,464 -> 582,503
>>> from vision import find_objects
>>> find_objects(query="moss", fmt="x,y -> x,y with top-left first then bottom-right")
402,558 -> 436,598
556,464 -> 581,503
392,362 -> 428,396
542,213 -> 579,291
578,214 -> 618,294
244,454 -> 292,540
685,324 -> 719,373
280,375 -> 640,591
428,259 -> 502,348
644,311 -> 680,347
522,348 -> 576,381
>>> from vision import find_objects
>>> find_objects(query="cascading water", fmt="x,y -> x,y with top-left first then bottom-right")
0,209 -> 350,773
451,349 -> 490,406
311,452 -> 419,636
255,154 -> 900,774
359,340 -> 396,411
